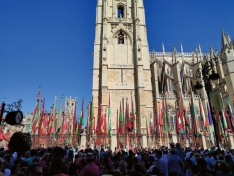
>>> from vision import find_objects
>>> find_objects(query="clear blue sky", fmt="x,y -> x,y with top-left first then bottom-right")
0,0 -> 233,116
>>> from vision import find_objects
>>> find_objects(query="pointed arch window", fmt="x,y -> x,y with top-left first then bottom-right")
167,78 -> 174,92
170,116 -> 174,130
118,30 -> 124,44
170,116 -> 176,131
167,67 -> 170,75
166,66 -> 173,77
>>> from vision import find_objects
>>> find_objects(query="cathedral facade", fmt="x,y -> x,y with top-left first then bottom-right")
91,0 -> 234,150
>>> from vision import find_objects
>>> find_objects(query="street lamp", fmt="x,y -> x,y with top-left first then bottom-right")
194,59 -> 220,151
0,99 -> 24,126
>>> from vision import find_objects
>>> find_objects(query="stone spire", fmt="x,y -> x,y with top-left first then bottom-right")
227,33 -> 231,43
195,46 -> 199,63
180,43 -> 184,54
174,45 -> 177,63
221,29 -> 232,52
210,44 -> 214,58
173,45 -> 177,54
198,43 -> 202,54
162,42 -> 165,54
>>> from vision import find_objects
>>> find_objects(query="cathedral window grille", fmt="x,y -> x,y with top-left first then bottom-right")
118,30 -> 124,44
118,6 -> 124,18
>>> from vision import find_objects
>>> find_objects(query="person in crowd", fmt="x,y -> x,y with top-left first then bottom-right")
100,162 -> 111,175
175,143 -> 186,162
24,150 -> 37,165
46,147 -> 69,175
168,149 -> 184,176
205,152 -> 214,171
78,158 -> 87,173
100,148 -> 105,161
188,164 -> 199,176
69,164 -> 79,176
170,142 -> 175,149
78,153 -> 99,176
26,163 -> 42,176
102,152 -> 112,168
17,167 -> 27,176
195,158 -> 213,176
140,152 -> 150,171
112,155 -> 120,170
215,162 -> 233,176
156,150 -> 168,176
47,158 -> 67,176
3,135 -> 234,176
224,154 -> 234,173
126,150 -> 133,170
214,153 -> 225,171
136,151 -> 141,164
118,160 -> 128,176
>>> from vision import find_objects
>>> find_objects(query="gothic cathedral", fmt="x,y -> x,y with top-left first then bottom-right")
91,0 -> 234,151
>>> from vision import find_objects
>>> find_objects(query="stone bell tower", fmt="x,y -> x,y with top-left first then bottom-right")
92,0 -> 153,150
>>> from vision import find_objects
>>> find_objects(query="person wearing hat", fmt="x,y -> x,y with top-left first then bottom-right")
78,153 -> 100,176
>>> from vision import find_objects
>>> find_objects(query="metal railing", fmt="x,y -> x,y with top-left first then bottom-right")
31,134 -> 80,148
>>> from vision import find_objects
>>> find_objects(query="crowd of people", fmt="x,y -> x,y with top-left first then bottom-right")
0,142 -> 233,176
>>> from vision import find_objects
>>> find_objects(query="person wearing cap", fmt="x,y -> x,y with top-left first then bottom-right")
78,153 -> 100,176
